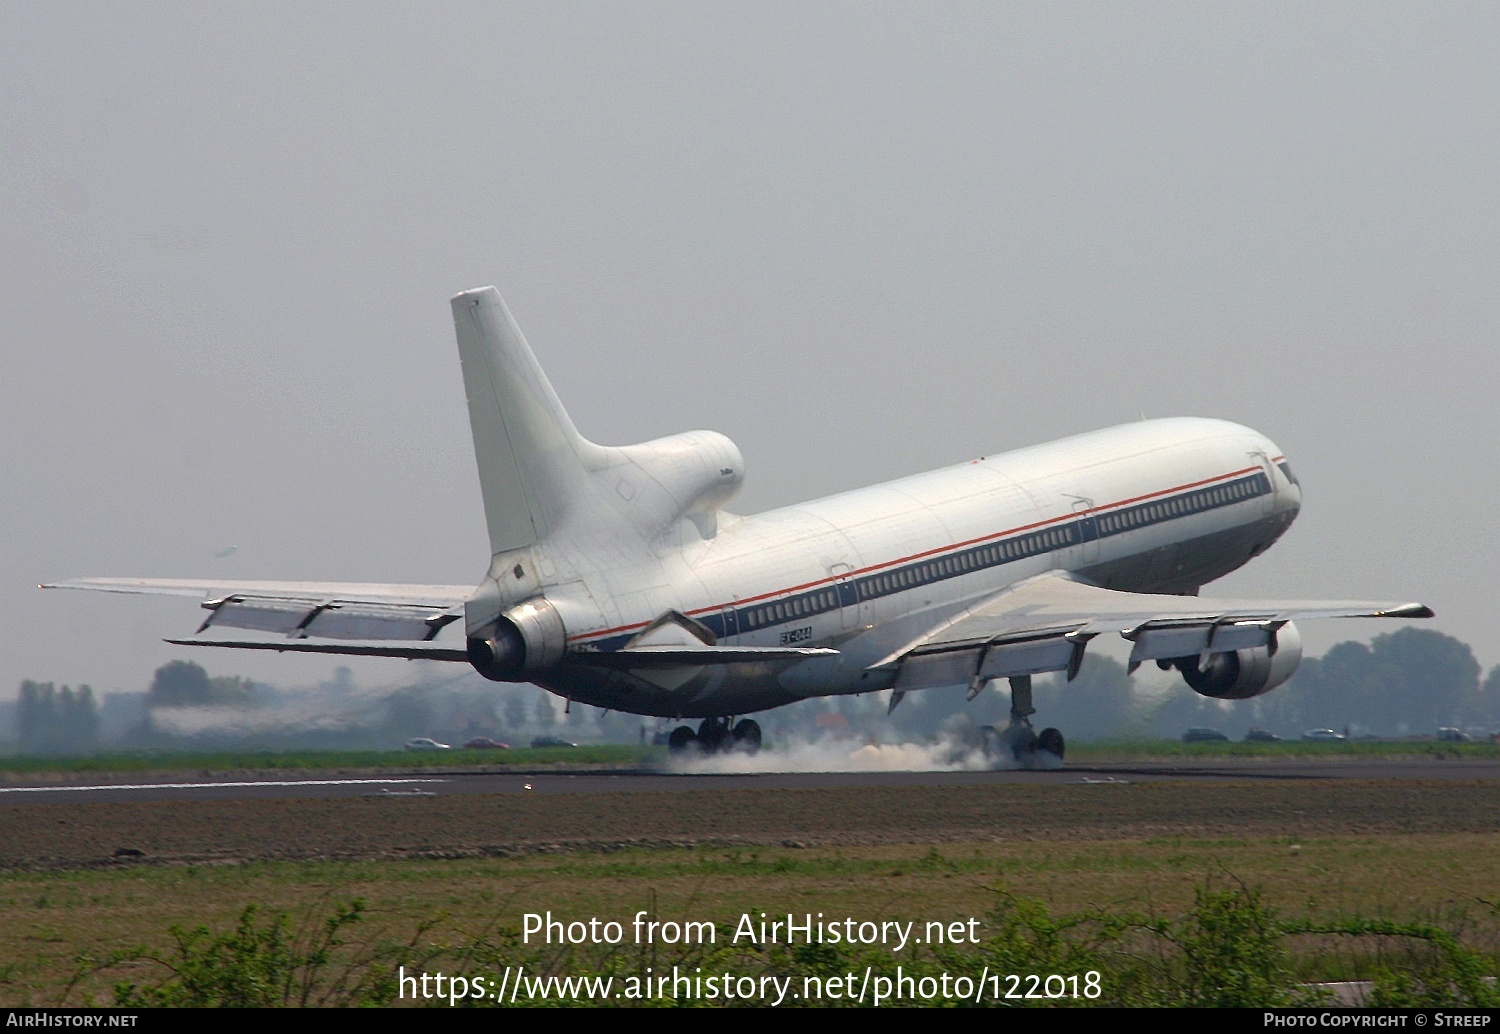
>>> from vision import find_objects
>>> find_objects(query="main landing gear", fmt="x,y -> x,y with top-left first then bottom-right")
978,675 -> 1065,769
666,716 -> 762,755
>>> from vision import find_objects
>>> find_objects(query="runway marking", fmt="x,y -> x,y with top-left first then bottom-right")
0,777 -> 448,794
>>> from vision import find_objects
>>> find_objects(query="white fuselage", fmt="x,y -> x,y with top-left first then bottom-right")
534,417 -> 1303,718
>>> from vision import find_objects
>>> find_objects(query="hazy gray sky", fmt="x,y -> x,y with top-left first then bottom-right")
4,3 -> 1498,701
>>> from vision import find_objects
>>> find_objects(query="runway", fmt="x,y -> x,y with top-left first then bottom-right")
5,756 -> 1499,871
4,755 -> 1499,804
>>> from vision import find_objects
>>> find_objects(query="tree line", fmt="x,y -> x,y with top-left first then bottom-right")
8,627 -> 1500,751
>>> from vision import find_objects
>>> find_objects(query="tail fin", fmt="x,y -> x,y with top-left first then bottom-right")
451,288 -> 598,554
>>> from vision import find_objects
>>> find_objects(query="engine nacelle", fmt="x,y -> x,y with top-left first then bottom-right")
466,597 -> 568,682
1172,621 -> 1303,700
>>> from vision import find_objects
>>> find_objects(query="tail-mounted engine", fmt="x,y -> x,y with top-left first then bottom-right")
1170,621 -> 1303,700
466,597 -> 568,682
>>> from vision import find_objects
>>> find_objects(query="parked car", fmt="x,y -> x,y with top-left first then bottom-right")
404,737 -> 451,750
1183,727 -> 1229,743
1245,729 -> 1282,742
462,737 -> 510,749
1436,728 -> 1469,743
530,736 -> 578,748
1302,729 -> 1346,742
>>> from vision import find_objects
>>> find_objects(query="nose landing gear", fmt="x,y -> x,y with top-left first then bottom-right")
665,716 -> 762,755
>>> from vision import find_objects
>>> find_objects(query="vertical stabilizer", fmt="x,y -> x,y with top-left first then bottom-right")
451,288 -> 596,553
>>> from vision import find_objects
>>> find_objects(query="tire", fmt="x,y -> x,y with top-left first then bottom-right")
667,725 -> 697,753
731,719 -> 762,753
1011,725 -> 1039,760
1037,727 -> 1065,760
697,717 -> 729,753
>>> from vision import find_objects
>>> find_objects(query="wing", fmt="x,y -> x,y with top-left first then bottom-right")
882,572 -> 1434,692
43,577 -> 473,658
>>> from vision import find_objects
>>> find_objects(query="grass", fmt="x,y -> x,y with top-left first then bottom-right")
1068,738 -> 1500,761
2,738 -> 1495,776
0,745 -> 653,776
4,832 -> 1499,1005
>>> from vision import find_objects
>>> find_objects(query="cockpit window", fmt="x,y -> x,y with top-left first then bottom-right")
1277,461 -> 1300,487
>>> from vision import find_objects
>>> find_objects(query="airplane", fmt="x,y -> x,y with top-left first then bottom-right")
44,287 -> 1433,763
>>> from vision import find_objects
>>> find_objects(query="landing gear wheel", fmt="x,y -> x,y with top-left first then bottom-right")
1010,724 -> 1038,762
731,719 -> 762,753
1037,727 -> 1065,761
697,717 -> 731,753
667,725 -> 697,753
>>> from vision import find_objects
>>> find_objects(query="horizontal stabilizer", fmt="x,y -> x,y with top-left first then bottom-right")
44,578 -> 470,607
165,638 -> 468,661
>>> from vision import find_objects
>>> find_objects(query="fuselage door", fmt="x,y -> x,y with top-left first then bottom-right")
1251,451 -> 1276,516
830,562 -> 861,630
1071,498 -> 1101,566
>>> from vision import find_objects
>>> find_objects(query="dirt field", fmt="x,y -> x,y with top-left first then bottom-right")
6,778 -> 1500,870
7,778 -> 1500,1006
